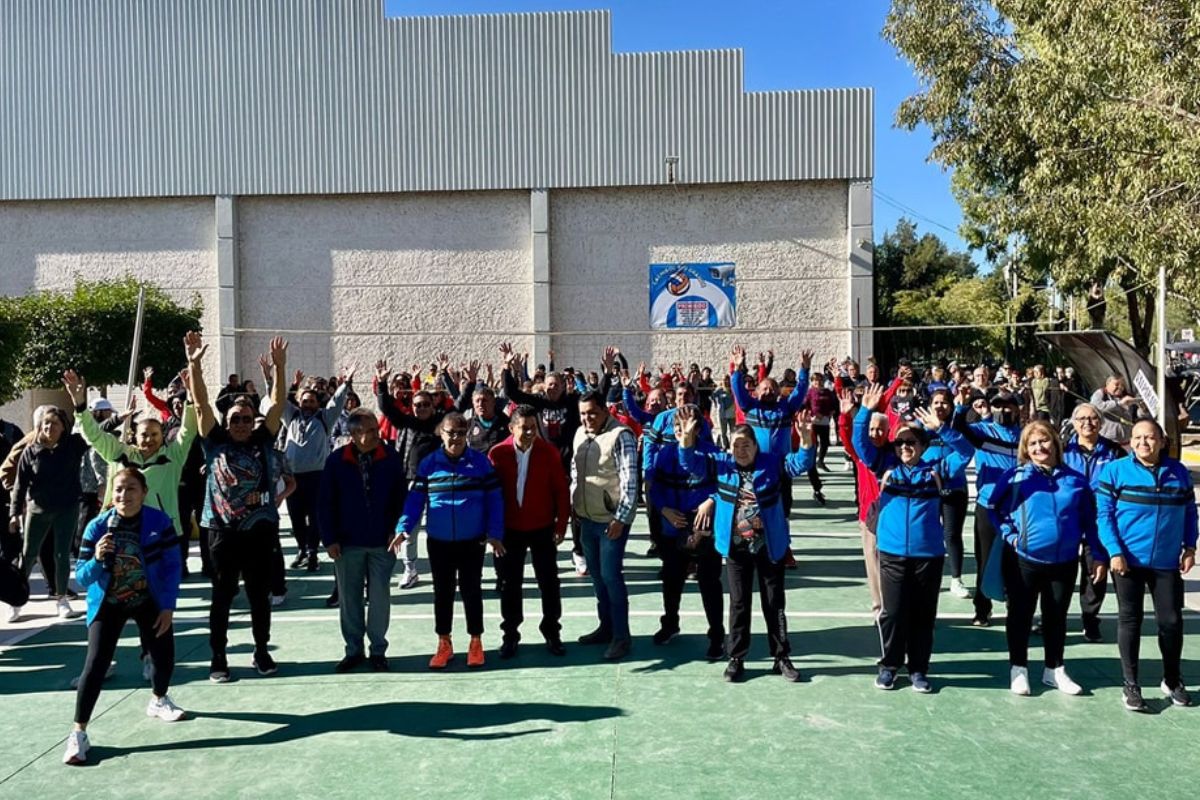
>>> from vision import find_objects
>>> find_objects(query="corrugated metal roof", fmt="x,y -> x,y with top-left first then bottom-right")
0,2 -> 873,200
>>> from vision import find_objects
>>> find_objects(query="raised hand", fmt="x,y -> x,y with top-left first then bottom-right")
257,353 -> 270,378
61,369 -> 87,406
620,369 -> 634,388
269,336 -> 288,367
498,341 -> 517,368
794,409 -> 814,446
838,387 -> 857,415
466,359 -> 481,384
800,349 -> 814,370
339,362 -> 358,384
183,330 -> 208,364
915,406 -> 943,432
602,346 -> 616,372
437,353 -> 451,373
374,359 -> 391,384
143,366 -> 154,383
675,405 -> 701,446
861,383 -> 884,412
730,345 -> 746,369
293,368 -> 305,388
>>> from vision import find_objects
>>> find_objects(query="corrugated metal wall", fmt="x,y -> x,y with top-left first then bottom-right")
0,1 -> 873,200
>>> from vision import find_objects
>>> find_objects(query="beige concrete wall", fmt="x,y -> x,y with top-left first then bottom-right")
0,197 -> 217,426
235,192 -> 533,386
547,181 -> 850,373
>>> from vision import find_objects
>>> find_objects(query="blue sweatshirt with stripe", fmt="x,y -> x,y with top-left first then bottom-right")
951,406 -> 1020,509
397,447 -> 504,542
989,463 -> 1098,564
1096,455 -> 1198,569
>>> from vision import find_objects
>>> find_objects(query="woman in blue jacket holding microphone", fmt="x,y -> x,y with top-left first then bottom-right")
990,420 -> 1098,697
675,406 -> 814,683
395,412 -> 505,671
853,384 -> 972,693
64,467 -> 184,766
1096,418 -> 1198,712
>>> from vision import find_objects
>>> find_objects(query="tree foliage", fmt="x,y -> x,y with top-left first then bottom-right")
884,0 -> 1200,352
2,278 -> 202,400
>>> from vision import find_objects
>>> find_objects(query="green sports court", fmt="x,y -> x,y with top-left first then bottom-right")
2,467 -> 1197,800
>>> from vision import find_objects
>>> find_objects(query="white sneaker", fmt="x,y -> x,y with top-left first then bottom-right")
270,593 -> 286,607
949,578 -> 971,599
146,694 -> 186,722
71,661 -> 117,689
141,654 -> 153,682
1043,666 -> 1083,695
62,730 -> 89,765
57,598 -> 78,619
399,568 -> 419,590
572,552 -> 588,576
1010,665 -> 1031,696
6,604 -> 21,623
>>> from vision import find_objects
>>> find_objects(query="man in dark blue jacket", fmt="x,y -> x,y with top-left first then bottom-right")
318,408 -> 408,673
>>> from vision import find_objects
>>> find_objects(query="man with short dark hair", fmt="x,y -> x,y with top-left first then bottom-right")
572,390 -> 639,661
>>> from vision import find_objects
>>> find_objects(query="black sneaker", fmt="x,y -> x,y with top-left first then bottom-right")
324,590 -> 339,608
813,490 -> 826,506
971,614 -> 991,628
875,668 -> 897,690
306,552 -> 319,572
545,638 -> 567,657
652,626 -> 680,646
773,656 -> 801,683
335,654 -> 366,673
499,640 -> 519,659
289,553 -> 307,570
578,627 -> 612,646
1161,680 -> 1192,707
369,655 -> 390,672
252,651 -> 278,676
724,658 -> 745,683
1081,619 -> 1102,643
705,638 -> 726,661
209,656 -> 231,683
1123,684 -> 1149,712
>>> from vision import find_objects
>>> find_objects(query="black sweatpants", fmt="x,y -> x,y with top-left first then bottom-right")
877,552 -> 943,674
1002,548 -> 1075,668
972,505 -> 998,620
74,493 -> 101,557
428,536 -> 486,637
1077,542 -> 1108,628
75,601 -> 173,724
177,478 -> 206,574
813,423 -> 830,466
941,490 -> 968,579
208,522 -> 275,658
1113,566 -> 1184,687
284,471 -> 322,554
660,532 -> 724,641
499,525 -> 562,642
726,545 -> 788,661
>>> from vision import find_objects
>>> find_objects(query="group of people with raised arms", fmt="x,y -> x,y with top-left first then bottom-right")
0,336 -> 1193,766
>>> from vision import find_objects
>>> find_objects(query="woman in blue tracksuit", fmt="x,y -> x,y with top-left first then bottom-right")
854,384 -> 972,693
64,467 -> 184,766
395,412 -> 504,671
952,386 -> 1022,626
675,406 -> 814,683
924,388 -> 971,599
990,420 -> 1098,697
1062,402 -> 1122,643
648,406 -> 723,659
1096,418 -> 1198,712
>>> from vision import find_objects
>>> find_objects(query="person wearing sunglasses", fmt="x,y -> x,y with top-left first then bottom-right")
375,359 -> 446,591
1062,403 -> 1122,642
853,384 -> 972,693
395,412 -> 504,669
1096,418 -> 1197,712
990,421 -> 1099,696
195,335 -> 289,682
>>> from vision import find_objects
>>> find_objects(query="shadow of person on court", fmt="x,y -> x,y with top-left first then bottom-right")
86,701 -> 622,763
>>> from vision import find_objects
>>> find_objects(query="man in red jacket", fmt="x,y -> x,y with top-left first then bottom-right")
488,405 -> 571,658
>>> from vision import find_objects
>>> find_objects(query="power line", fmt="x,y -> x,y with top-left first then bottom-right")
872,189 -> 962,237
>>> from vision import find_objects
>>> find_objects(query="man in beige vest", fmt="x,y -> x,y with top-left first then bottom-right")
571,390 -> 639,660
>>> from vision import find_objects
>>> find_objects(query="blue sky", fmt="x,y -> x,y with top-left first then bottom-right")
385,0 -> 967,252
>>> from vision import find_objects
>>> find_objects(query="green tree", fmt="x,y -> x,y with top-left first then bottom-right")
11,278 -> 203,393
884,0 -> 1200,354
0,297 -> 27,404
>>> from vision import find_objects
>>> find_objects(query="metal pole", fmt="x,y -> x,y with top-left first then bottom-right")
121,287 -> 148,439
1157,262 -> 1167,430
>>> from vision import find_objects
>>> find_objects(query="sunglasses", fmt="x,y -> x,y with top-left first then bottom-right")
229,415 -> 254,424
893,439 -> 918,448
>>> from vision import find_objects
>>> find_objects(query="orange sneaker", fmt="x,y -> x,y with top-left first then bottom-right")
429,636 -> 453,670
466,636 -> 485,668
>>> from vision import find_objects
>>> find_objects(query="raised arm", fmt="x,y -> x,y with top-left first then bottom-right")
374,360 -> 420,429
141,368 -> 172,421
263,336 -> 288,435
182,331 -> 217,437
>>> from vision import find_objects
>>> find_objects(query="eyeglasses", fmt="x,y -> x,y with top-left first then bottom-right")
444,430 -> 467,439
229,415 -> 254,424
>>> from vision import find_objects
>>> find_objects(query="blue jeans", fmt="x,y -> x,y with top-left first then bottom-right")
579,518 -> 630,641
333,546 -> 397,657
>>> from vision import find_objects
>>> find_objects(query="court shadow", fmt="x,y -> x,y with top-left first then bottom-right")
86,700 -> 623,763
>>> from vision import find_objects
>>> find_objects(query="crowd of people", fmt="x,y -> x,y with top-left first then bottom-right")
0,335 -> 1195,766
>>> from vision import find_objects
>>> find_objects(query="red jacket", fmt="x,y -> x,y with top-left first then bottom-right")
488,436 -> 570,537
839,410 -> 880,523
